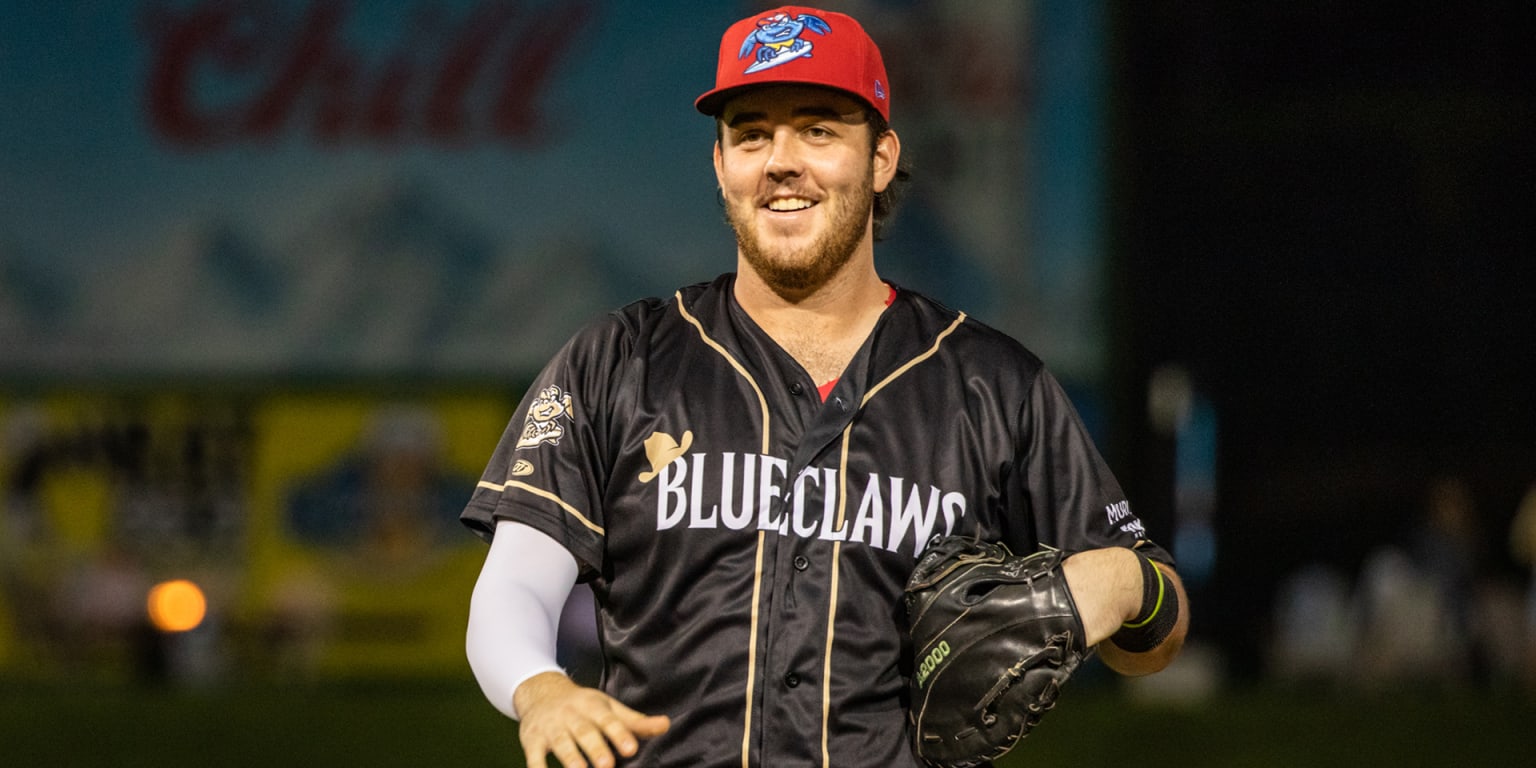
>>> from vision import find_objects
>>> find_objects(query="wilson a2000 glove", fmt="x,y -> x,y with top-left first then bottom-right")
905,537 -> 1092,768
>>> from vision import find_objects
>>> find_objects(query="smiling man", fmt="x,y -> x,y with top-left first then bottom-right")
462,7 -> 1189,768
717,88 -> 892,294
714,84 -> 899,390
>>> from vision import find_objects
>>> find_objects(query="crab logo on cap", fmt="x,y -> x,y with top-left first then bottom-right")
737,11 -> 831,74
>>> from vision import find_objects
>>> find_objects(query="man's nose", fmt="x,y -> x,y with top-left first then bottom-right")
764,130 -> 802,182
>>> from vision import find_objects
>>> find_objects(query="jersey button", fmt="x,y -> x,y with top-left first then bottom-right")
793,555 -> 809,571
784,672 -> 800,688
789,382 -> 805,396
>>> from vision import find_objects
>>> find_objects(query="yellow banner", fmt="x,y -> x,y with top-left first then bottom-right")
0,388 -> 513,678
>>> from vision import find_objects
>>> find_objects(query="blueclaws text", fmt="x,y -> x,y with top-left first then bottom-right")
654,452 -> 969,557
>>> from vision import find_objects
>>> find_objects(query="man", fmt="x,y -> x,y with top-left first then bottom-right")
463,7 -> 1189,767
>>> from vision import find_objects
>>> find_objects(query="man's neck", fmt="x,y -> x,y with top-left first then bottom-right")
733,259 -> 891,386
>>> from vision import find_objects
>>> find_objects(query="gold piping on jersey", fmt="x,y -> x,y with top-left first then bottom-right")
475,479 -> 605,535
863,312 -> 967,405
821,311 -> 967,765
673,291 -> 772,768
820,537 -> 844,767
743,530 -> 767,768
820,428 -> 855,767
674,291 -> 772,456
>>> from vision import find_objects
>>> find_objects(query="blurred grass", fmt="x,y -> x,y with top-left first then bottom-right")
1,676 -> 1531,766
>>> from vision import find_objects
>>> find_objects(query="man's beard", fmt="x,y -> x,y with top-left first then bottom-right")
727,174 -> 874,297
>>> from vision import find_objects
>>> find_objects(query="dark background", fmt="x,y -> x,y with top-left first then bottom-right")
1108,1 -> 1535,678
2,3 -> 1535,765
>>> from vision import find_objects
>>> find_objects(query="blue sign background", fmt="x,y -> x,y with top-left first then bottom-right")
1,0 -> 1107,384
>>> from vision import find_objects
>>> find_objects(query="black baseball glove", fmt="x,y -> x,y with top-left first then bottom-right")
904,537 -> 1092,768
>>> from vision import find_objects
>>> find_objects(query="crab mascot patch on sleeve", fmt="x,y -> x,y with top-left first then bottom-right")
515,385 -> 575,449
738,11 -> 832,73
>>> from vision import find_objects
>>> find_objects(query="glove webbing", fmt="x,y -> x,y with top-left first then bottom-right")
973,633 -> 1069,724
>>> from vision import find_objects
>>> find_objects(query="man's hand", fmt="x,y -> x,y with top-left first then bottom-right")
514,671 -> 671,768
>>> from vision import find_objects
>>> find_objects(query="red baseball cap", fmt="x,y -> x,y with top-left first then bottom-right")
695,6 -> 890,121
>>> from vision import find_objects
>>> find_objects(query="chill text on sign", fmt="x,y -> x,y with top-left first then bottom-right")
141,0 -> 593,147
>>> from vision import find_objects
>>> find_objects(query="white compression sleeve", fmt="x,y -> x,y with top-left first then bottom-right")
466,519 -> 579,720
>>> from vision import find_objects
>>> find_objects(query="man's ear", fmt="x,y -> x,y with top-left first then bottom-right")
713,140 -> 725,188
872,128 -> 900,194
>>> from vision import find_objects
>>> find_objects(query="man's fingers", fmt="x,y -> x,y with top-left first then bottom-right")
597,717 -> 640,758
592,703 -> 668,757
611,700 -> 672,735
518,683 -> 667,767
547,733 -> 590,768
602,700 -> 669,743
627,714 -> 671,739
520,735 -> 549,768
572,723 -> 618,768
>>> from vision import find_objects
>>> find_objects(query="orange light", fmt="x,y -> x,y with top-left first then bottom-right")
147,579 -> 207,633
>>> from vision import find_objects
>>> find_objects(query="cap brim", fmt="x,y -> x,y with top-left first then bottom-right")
694,86 -> 739,117
695,82 -> 878,118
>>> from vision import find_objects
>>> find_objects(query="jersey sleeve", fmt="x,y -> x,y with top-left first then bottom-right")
1010,368 -> 1174,566
460,312 -> 634,579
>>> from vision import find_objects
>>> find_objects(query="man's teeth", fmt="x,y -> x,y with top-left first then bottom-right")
767,198 -> 814,212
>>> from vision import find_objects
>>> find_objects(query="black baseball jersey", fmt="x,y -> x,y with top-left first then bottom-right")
461,273 -> 1169,768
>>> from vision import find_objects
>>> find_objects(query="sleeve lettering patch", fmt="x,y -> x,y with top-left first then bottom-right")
1106,499 -> 1146,538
